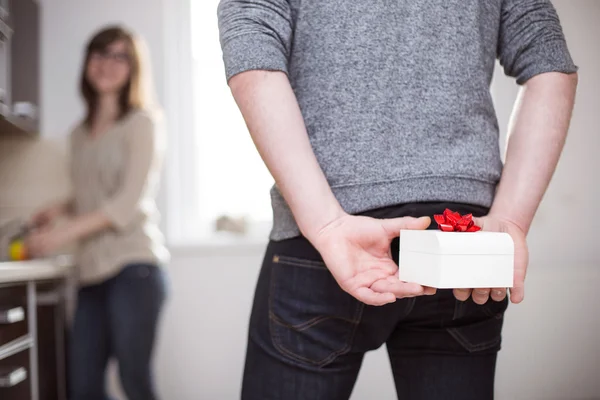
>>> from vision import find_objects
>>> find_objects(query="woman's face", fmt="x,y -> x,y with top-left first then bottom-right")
86,40 -> 131,96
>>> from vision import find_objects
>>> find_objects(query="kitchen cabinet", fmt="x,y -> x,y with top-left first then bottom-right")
0,285 -> 27,345
0,348 -> 32,399
37,281 -> 68,400
0,0 -> 40,137
0,258 -> 73,400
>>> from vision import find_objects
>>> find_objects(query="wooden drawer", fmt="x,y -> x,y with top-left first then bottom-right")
0,284 -> 28,347
0,349 -> 31,399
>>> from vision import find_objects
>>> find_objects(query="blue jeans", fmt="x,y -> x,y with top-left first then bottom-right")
69,263 -> 167,400
242,202 -> 509,400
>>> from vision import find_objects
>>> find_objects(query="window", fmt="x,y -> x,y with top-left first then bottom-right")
164,0 -> 275,243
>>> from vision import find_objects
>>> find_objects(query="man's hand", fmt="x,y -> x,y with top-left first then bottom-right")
311,214 -> 435,306
453,215 -> 528,305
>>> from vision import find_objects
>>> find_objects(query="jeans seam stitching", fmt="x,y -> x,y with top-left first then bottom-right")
271,332 -> 352,367
481,305 -> 499,318
447,327 -> 501,352
404,297 -> 417,315
268,261 -> 362,367
269,311 -> 359,331
269,314 -> 356,367
453,301 -> 463,320
273,254 -> 326,269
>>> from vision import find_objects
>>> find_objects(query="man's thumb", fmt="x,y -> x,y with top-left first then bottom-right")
381,216 -> 431,239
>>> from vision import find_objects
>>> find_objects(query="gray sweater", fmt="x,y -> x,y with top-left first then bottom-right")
218,0 -> 577,241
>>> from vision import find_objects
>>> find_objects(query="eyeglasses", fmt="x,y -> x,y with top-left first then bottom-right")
89,51 -> 130,64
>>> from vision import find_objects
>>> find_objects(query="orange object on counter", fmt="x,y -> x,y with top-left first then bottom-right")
9,239 -> 28,261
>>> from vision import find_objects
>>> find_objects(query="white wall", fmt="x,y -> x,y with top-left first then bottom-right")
157,253 -> 600,400
38,0 -> 599,399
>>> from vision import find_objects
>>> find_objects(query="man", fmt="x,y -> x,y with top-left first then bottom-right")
218,1 -> 578,399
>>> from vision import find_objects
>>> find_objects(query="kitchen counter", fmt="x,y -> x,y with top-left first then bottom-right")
0,255 -> 72,400
0,255 -> 74,284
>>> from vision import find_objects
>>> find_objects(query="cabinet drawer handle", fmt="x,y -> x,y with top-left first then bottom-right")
0,307 -> 25,324
0,367 -> 27,388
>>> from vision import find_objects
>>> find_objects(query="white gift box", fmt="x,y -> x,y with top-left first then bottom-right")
398,230 -> 514,289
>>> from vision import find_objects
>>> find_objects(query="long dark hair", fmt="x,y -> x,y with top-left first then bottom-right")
80,25 -> 155,125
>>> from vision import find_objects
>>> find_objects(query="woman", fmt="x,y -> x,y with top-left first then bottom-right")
26,26 -> 168,400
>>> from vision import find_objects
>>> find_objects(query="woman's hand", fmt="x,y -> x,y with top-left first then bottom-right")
453,215 -> 529,304
30,201 -> 70,228
311,214 -> 435,306
25,226 -> 74,258
26,210 -> 114,258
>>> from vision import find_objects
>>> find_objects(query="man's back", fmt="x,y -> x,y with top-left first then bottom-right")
218,0 -> 577,240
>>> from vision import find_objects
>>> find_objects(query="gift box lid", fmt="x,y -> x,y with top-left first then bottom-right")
399,230 -> 514,255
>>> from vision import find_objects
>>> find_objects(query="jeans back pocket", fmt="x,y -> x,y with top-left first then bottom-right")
269,255 -> 364,367
448,297 -> 509,353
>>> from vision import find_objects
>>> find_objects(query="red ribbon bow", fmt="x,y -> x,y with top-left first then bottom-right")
434,209 -> 481,232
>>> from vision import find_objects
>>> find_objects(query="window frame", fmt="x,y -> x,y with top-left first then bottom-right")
162,0 -> 273,247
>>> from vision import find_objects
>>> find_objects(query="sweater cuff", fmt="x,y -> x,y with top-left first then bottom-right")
221,32 -> 289,81
514,40 -> 579,85
102,201 -> 130,231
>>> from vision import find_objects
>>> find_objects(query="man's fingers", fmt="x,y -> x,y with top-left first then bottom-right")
423,286 -> 437,296
472,288 -> 491,305
371,259 -> 399,275
454,288 -> 509,303
511,247 -> 527,304
370,278 -> 427,298
509,285 -> 524,304
354,287 -> 396,306
381,216 -> 431,240
343,269 -> 391,294
490,288 -> 507,302
347,270 -> 399,305
453,288 -> 472,301
472,216 -> 484,229
345,269 -> 431,304
374,276 -> 436,296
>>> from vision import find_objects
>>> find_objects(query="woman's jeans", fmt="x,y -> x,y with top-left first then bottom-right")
69,263 -> 167,400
